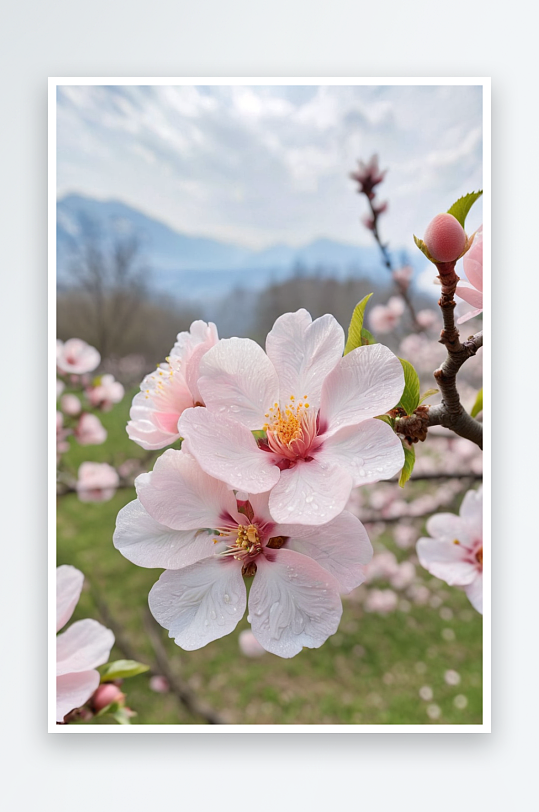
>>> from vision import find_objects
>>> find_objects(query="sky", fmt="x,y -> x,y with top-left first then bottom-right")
57,83 -> 484,254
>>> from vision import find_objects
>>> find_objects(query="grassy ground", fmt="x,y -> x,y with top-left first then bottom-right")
57,391 -> 482,726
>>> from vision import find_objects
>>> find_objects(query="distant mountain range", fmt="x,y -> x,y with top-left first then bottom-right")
57,194 -> 426,303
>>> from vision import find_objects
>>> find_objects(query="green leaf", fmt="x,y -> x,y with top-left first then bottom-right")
398,444 -> 415,488
360,327 -> 377,345
447,191 -> 483,229
252,429 -> 267,442
344,294 -> 373,355
471,388 -> 483,418
112,709 -> 134,725
413,234 -> 434,262
397,359 -> 421,416
98,660 -> 150,682
375,414 -> 395,429
418,388 -> 439,406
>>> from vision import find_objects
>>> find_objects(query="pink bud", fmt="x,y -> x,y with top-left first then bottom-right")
92,683 -> 125,711
423,213 -> 466,263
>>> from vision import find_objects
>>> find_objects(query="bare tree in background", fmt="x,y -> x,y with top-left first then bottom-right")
59,215 -> 148,359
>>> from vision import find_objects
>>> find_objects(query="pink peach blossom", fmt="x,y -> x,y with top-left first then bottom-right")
114,450 -> 372,657
390,561 -> 416,590
239,630 -> 266,658
416,309 -> 438,330
364,588 -> 398,614
364,551 -> 399,583
149,675 -> 170,693
56,379 -> 65,398
76,462 -> 120,502
87,374 -> 125,411
56,565 -> 114,722
456,226 -> 483,324
61,393 -> 82,416
56,411 -> 71,459
392,265 -> 414,290
368,297 -> 405,334
57,338 -> 101,375
74,413 -> 107,445
416,486 -> 483,613
178,309 -> 404,526
127,320 -> 218,450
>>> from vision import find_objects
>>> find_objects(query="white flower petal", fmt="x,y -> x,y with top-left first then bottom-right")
459,486 -> 482,539
464,573 -> 483,614
283,511 -> 372,593
56,565 -> 84,632
148,558 -> 246,650
319,343 -> 404,433
266,310 -> 344,408
249,550 -> 342,658
56,671 -> 100,722
416,538 -> 478,586
114,499 -> 217,569
178,408 -> 280,494
198,338 -> 279,429
136,449 -> 238,531
316,419 -> 404,486
268,458 -> 353,525
57,619 -> 115,676
426,513 -> 472,546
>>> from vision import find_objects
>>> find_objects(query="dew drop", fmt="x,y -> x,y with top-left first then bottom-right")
204,620 -> 209,627
247,614 -> 252,623
305,494 -> 314,503
359,468 -> 366,477
210,610 -> 217,620
223,593 -> 230,604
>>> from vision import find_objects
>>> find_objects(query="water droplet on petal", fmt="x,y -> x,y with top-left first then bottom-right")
359,468 -> 366,477
305,494 -> 314,503
223,593 -> 230,604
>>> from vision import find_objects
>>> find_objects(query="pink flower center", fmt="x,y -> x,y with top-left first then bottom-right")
475,547 -> 483,567
263,397 -> 319,460
217,523 -> 263,562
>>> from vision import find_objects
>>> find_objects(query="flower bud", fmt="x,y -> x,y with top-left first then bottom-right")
92,682 -> 125,711
423,213 -> 466,263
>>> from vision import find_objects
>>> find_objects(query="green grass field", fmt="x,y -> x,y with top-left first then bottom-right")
57,392 -> 482,726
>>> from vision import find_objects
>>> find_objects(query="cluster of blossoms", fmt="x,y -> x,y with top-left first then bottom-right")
56,338 -> 124,501
116,310 -> 407,657
56,565 -> 115,722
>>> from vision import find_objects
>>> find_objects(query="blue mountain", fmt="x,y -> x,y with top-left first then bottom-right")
57,194 -> 424,302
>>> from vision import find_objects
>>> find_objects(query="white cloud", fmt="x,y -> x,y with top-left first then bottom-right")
57,84 -> 483,251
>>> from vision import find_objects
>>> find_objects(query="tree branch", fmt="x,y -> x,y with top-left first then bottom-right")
396,264 -> 483,448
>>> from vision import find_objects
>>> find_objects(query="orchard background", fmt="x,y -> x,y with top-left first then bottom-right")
55,83 -> 484,726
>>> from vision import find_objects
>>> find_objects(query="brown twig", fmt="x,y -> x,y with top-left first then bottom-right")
92,590 -> 224,725
396,263 -> 483,448
366,196 -> 421,331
